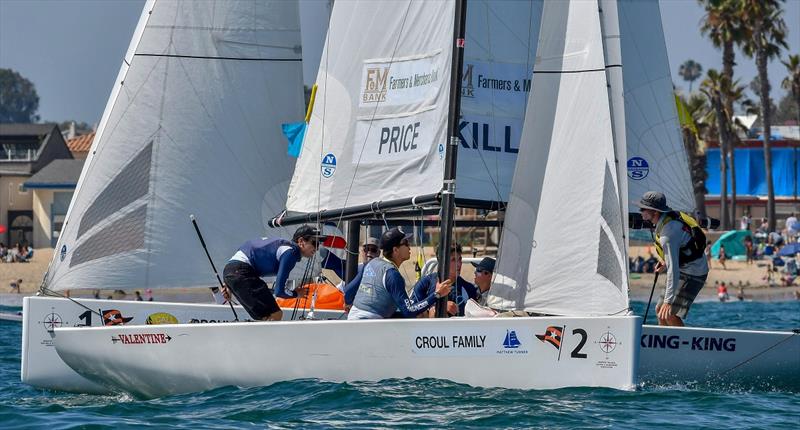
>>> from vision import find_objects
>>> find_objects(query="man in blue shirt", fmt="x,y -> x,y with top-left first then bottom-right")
348,228 -> 451,319
413,243 -> 479,316
223,225 -> 321,321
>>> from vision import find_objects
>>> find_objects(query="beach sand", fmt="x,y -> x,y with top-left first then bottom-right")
2,246 -> 798,303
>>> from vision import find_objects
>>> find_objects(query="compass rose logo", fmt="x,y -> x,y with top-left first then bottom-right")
598,331 -> 617,353
43,311 -> 63,331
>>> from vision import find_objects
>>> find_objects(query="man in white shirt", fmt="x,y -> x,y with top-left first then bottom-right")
637,192 -> 709,326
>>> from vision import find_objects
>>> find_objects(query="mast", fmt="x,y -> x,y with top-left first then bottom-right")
435,0 -> 468,318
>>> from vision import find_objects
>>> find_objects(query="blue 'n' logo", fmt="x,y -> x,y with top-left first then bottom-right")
627,156 -> 649,180
321,153 -> 337,178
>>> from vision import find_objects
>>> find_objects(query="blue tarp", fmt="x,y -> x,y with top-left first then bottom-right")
778,242 -> 800,257
706,147 -> 800,196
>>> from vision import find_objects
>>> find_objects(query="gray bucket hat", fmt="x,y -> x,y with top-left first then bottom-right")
635,191 -> 672,212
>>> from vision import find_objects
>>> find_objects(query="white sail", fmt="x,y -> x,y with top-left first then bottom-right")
45,0 -> 304,291
488,0 -> 629,316
618,0 -> 695,213
456,0 -> 542,203
285,0 -> 454,214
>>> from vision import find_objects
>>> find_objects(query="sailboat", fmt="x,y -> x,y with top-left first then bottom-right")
49,0 -> 639,398
20,0 -> 349,394
613,0 -> 799,389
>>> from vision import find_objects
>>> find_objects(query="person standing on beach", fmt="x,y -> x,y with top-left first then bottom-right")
718,245 -> 727,270
637,191 -> 709,327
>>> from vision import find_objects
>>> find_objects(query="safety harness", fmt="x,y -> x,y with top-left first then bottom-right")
654,211 -> 706,265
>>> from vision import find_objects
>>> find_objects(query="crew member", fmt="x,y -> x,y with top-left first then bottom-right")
413,244 -> 478,316
342,237 -> 380,311
637,191 -> 709,326
348,228 -> 451,319
223,225 -> 321,321
470,257 -> 495,306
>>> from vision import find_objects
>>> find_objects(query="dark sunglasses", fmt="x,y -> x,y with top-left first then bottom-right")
363,246 -> 379,253
475,270 -> 490,275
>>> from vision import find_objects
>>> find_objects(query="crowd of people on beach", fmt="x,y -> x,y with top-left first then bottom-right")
0,242 -> 33,263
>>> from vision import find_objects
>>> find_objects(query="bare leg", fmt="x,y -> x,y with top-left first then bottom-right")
666,315 -> 684,326
265,309 -> 283,321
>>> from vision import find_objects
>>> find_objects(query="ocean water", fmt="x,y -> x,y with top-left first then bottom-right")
1,301 -> 798,429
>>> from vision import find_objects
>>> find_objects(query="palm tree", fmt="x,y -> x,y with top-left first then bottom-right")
740,0 -> 788,232
782,54 -> 800,125
677,92 -> 714,215
782,54 -> 800,203
726,80 -> 758,225
679,60 -> 704,93
701,69 -> 733,229
700,0 -> 744,228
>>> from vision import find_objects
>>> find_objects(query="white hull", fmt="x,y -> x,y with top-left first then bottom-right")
24,296 -> 800,394
52,315 -> 641,398
640,325 -> 800,389
21,296 -> 341,394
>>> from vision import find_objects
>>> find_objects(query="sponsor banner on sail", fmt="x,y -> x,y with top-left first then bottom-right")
461,61 -> 532,116
353,109 -> 440,164
359,53 -> 443,108
285,0 -> 455,213
456,113 -> 521,202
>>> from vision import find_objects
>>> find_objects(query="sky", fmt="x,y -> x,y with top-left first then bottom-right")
0,0 -> 798,126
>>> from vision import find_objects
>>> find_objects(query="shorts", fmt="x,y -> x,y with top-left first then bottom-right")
223,261 -> 280,320
657,272 -> 707,319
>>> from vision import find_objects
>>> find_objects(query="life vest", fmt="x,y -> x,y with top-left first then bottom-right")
653,211 -> 706,265
275,283 -> 345,310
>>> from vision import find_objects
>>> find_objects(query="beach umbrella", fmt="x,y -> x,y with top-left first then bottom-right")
778,242 -> 800,257
710,230 -> 750,258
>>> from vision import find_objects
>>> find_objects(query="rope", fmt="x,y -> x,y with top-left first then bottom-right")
39,287 -> 104,320
711,331 -> 800,380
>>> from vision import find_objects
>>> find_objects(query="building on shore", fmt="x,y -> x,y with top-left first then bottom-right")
0,124 -> 73,247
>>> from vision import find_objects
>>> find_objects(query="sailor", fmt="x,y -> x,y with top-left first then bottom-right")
222,225 -> 322,321
637,191 -> 709,327
470,257 -> 495,306
412,243 -> 479,316
348,228 -> 452,319
342,237 -> 381,312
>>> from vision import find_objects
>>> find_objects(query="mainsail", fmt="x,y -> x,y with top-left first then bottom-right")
488,0 -> 629,316
45,0 -> 305,291
285,0 -> 455,214
456,0 -> 542,203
